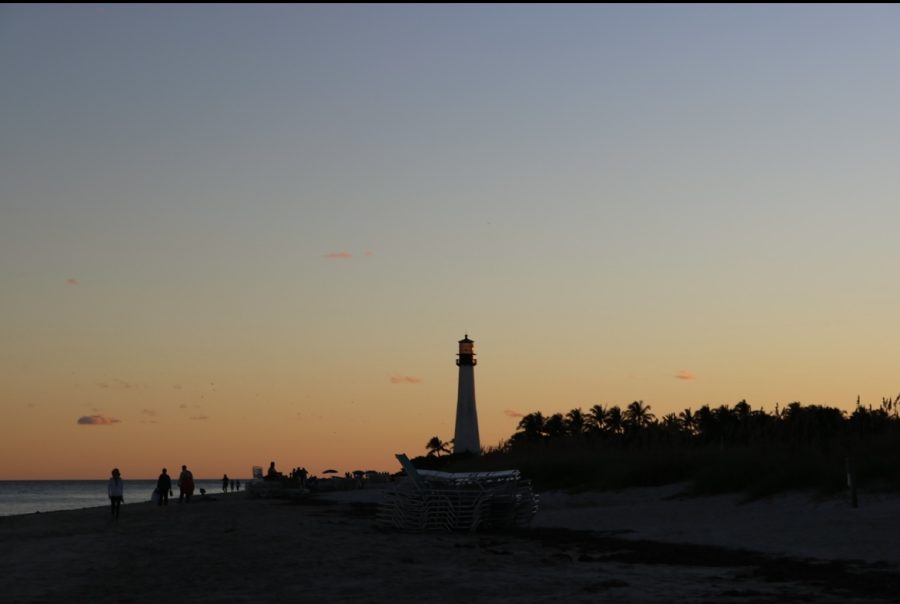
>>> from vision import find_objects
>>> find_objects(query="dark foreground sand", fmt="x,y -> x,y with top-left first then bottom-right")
1,486 -> 899,603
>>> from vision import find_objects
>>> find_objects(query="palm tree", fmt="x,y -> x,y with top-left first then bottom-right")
695,405 -> 715,442
517,412 -> 546,441
604,406 -> 624,435
713,404 -> 737,443
734,400 -> 751,421
425,436 -> 450,457
678,408 -> 696,435
661,413 -> 680,430
543,413 -> 567,439
732,400 -> 751,443
660,413 -> 681,444
624,400 -> 655,429
588,404 -> 608,434
565,407 -> 586,436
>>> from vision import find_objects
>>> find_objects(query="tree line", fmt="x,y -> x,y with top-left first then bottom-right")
504,396 -> 900,450
423,396 -> 900,495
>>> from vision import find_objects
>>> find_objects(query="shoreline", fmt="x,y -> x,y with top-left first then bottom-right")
1,486 -> 898,602
0,480 -> 247,518
0,489 -> 248,517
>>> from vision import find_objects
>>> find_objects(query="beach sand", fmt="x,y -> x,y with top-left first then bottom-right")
1,485 -> 898,603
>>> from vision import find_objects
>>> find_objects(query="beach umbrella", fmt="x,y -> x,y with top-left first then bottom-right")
323,469 -> 338,474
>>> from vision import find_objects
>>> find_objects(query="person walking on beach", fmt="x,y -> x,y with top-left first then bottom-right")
178,465 -> 195,503
107,468 -> 124,521
157,468 -> 172,506
222,474 -> 229,493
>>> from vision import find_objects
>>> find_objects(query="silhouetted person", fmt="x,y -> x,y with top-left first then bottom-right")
236,480 -> 240,491
178,465 -> 195,503
107,468 -> 124,520
157,468 -> 172,506
230,479 -> 235,492
222,474 -> 229,494
266,461 -> 279,480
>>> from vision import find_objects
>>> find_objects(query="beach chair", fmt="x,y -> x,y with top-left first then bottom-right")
376,454 -> 539,532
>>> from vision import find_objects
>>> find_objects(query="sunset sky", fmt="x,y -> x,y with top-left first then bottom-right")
3,4 -> 900,479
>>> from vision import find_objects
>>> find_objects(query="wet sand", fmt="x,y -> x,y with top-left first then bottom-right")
1,486 -> 898,603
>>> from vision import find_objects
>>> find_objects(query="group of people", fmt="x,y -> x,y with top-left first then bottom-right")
105,465 -> 205,520
154,465 -> 196,506
263,461 -> 309,487
289,466 -> 309,487
221,474 -> 241,492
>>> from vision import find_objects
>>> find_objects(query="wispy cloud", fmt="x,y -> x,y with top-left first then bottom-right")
189,415 -> 208,421
504,409 -> 524,418
96,379 -> 142,390
66,278 -> 79,286
675,370 -> 696,381
324,251 -> 352,260
390,375 -> 422,385
77,415 -> 120,425
141,409 -> 158,417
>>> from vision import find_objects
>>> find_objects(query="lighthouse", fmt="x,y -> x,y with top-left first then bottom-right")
453,334 -> 481,455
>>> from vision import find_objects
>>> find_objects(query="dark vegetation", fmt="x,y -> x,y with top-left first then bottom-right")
418,397 -> 900,498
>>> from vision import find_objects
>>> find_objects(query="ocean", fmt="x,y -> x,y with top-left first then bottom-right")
0,479 -> 246,517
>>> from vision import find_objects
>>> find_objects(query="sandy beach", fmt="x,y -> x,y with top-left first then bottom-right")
1,485 -> 899,603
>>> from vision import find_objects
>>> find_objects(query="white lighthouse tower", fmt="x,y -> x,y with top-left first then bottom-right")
453,334 -> 481,455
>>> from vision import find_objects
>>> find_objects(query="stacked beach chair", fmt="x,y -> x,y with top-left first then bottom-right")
376,454 -> 539,532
